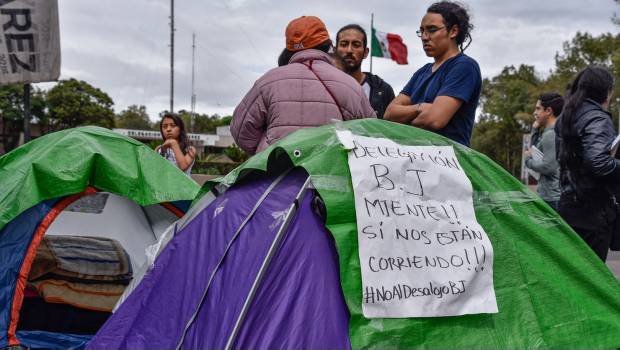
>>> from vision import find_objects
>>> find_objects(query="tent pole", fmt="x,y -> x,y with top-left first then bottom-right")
224,176 -> 312,350
174,171 -> 290,350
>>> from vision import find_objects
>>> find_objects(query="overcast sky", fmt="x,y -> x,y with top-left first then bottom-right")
45,0 -> 618,121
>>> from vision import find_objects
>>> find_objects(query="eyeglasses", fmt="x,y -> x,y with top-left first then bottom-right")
416,26 -> 446,37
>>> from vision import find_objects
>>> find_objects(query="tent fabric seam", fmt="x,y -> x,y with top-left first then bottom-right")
175,171 -> 289,350
224,175 -> 312,349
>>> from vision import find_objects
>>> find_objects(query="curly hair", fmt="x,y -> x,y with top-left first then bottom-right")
427,1 -> 474,51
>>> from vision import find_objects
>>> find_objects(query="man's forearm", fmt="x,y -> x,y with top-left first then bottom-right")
411,103 -> 445,130
384,104 -> 420,124
411,96 -> 462,131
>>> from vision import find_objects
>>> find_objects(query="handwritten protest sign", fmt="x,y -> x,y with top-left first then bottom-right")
337,131 -> 498,318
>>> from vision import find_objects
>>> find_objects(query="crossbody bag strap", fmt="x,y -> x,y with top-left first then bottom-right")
302,60 -> 345,119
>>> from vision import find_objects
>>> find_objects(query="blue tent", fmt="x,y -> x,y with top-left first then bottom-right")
0,127 -> 199,349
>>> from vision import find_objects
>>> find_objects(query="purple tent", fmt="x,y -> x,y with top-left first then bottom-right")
88,168 -> 350,350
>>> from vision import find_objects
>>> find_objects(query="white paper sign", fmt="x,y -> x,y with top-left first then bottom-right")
338,132 -> 498,318
0,0 -> 60,85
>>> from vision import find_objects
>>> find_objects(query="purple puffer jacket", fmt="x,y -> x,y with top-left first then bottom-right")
231,49 -> 376,154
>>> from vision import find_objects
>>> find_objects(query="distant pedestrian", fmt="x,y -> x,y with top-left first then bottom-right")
556,66 -> 618,261
524,93 -> 564,211
384,0 -> 481,146
232,15 -> 376,155
156,113 -> 196,175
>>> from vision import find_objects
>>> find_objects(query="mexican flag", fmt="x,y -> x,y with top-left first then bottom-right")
371,27 -> 408,65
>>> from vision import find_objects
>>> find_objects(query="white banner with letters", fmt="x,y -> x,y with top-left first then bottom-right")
338,131 -> 497,318
0,0 -> 60,85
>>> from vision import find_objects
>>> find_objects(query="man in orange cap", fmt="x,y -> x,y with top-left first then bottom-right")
232,16 -> 376,155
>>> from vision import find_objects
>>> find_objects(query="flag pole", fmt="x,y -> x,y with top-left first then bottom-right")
370,13 -> 374,74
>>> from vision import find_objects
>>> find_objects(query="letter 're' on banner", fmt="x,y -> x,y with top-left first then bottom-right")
0,0 -> 60,85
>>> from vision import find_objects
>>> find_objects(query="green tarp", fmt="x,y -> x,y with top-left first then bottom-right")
205,119 -> 620,349
0,126 -> 200,232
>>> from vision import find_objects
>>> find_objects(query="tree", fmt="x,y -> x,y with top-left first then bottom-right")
546,32 -> 620,129
220,115 -> 232,125
116,105 -> 153,130
0,84 -> 47,152
47,78 -> 115,130
179,111 -> 232,134
224,144 -> 249,163
552,32 -> 619,82
471,65 -> 540,176
154,110 -> 232,134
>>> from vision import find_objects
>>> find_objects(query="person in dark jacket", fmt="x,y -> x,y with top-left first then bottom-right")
335,24 -> 395,119
556,65 -> 618,261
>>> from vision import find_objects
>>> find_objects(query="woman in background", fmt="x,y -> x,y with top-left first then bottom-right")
156,113 -> 196,176
556,66 -> 618,261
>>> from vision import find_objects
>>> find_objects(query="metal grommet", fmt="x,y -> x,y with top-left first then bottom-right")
293,149 -> 302,158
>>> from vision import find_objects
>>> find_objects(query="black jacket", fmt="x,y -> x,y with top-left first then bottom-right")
555,99 -> 620,197
363,72 -> 395,119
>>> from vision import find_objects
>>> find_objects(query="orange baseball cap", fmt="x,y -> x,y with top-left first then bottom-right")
285,16 -> 330,52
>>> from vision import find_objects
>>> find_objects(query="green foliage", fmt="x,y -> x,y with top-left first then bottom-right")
116,105 -> 153,130
223,144 -> 249,163
193,160 -> 234,176
0,84 -> 23,121
0,84 -> 48,122
156,110 -> 231,135
47,78 -> 115,130
193,144 -> 246,176
145,140 -> 160,150
199,166 -> 222,175
481,65 -> 540,122
549,31 -> 620,129
472,65 -> 540,176
220,115 -> 232,125
553,32 -> 619,82
0,84 -> 48,151
190,112 -> 232,134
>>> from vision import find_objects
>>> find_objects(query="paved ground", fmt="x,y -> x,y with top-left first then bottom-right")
607,250 -> 620,282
